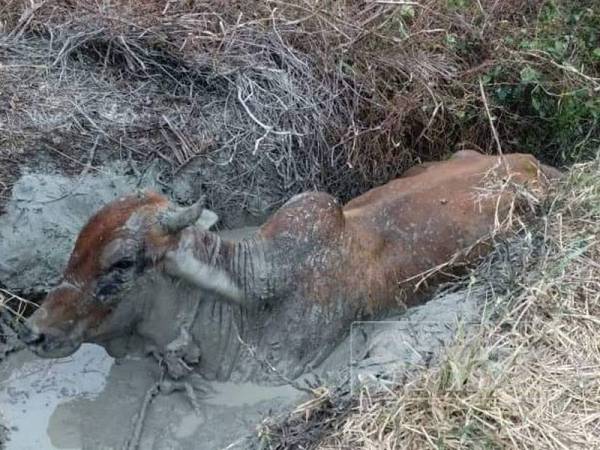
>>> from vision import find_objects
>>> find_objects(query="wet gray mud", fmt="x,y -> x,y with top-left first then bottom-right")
0,170 -> 482,449
0,345 -> 301,450
0,165 -> 159,293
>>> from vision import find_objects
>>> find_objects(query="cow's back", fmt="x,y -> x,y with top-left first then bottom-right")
339,153 -> 554,308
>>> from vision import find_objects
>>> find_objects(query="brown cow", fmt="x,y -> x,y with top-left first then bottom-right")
20,151 -> 558,381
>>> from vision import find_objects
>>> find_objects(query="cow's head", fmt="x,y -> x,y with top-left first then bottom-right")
20,191 -> 218,358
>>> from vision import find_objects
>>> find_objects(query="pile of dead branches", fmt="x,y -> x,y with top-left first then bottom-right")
4,0 -> 595,219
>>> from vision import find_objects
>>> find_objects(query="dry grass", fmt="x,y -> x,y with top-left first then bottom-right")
256,157 -> 600,449
2,0 -> 596,218
0,287 -> 37,342
0,288 -> 31,358
0,288 -> 36,321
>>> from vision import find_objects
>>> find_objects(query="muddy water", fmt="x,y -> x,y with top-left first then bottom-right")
0,345 -> 113,450
0,345 -> 301,450
0,289 -> 482,450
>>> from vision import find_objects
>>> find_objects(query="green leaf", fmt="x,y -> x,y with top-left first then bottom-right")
445,33 -> 458,47
551,38 -> 569,58
520,66 -> 540,83
592,48 -> 600,60
495,87 -> 510,102
531,95 -> 543,115
400,5 -> 415,19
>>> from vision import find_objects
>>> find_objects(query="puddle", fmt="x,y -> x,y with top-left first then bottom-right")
0,345 -> 302,450
0,344 -> 113,450
205,382 -> 296,408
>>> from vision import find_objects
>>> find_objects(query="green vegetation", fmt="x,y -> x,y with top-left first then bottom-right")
481,1 -> 600,164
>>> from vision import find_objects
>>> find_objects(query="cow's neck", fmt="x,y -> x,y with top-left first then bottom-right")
147,228 -> 284,380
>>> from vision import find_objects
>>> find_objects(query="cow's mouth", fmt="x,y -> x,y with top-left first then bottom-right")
27,335 -> 82,358
19,324 -> 83,358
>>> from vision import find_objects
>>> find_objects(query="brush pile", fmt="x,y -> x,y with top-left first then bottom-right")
2,0 -> 597,218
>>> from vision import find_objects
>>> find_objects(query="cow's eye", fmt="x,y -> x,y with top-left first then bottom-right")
111,259 -> 134,271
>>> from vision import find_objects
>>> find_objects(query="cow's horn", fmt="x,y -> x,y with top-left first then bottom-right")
161,196 -> 217,233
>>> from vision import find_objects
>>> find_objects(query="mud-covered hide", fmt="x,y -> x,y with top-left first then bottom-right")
15,151 -> 559,384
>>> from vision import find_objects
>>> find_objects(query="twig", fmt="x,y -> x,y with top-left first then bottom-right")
479,77 -> 503,155
122,382 -> 160,450
7,0 -> 46,40
236,84 -> 297,137
44,143 -> 107,174
0,64 -> 48,70
374,1 -> 421,4
122,374 -> 208,450
0,288 -> 38,321
39,136 -> 101,204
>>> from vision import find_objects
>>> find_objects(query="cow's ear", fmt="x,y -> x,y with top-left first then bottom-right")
163,250 -> 242,303
196,209 -> 219,230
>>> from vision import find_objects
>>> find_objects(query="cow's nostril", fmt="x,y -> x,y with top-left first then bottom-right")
20,329 -> 46,346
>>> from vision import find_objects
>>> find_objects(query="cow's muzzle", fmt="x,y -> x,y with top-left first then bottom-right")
20,317 -> 82,358
19,326 -> 45,346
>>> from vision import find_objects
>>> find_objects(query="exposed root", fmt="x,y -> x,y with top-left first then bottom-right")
123,373 -> 211,450
122,381 -> 159,450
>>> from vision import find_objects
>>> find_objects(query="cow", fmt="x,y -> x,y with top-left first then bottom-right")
18,150 -> 559,381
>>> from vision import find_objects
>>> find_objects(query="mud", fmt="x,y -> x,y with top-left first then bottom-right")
0,344 -> 302,450
0,287 -> 481,450
0,170 -> 483,449
318,289 -> 483,391
0,165 -> 159,293
0,164 -> 260,295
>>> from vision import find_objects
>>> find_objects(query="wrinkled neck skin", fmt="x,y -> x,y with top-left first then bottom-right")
99,228 -> 299,382
169,227 -> 276,303
98,226 -> 366,383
